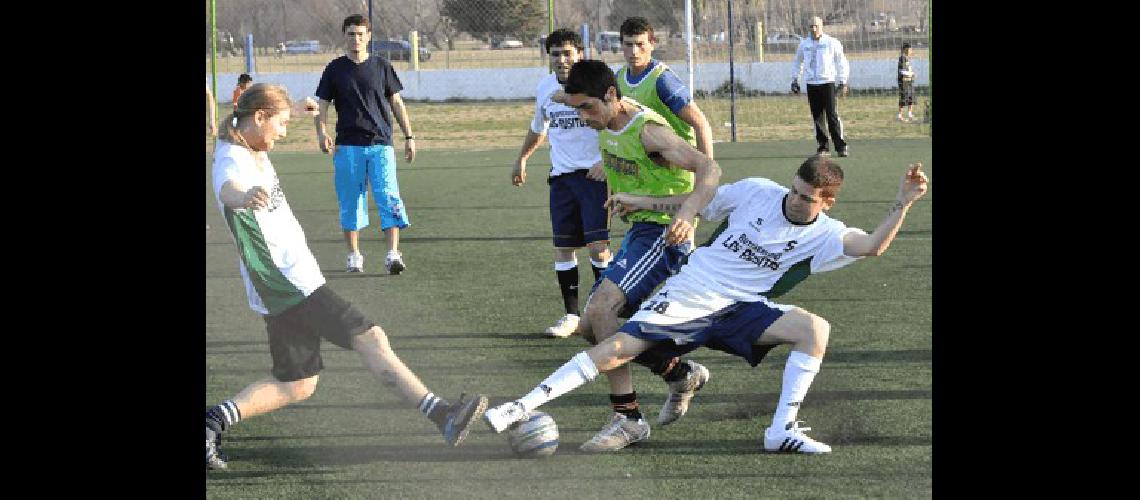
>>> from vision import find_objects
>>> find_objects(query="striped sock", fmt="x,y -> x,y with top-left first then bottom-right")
610,392 -> 643,421
418,392 -> 452,430
205,400 -> 241,433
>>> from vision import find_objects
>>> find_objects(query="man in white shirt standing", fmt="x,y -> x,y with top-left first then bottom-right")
513,28 -> 612,338
791,16 -> 851,157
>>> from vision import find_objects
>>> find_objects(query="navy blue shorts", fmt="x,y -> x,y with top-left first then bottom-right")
619,297 -> 786,367
549,170 -> 610,248
593,222 -> 691,315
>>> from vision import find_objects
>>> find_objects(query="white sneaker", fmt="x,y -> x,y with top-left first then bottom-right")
657,360 -> 710,425
544,314 -> 579,338
385,250 -> 405,275
763,421 -> 832,454
896,114 -> 909,123
579,413 -> 650,452
483,401 -> 527,433
346,252 -> 364,273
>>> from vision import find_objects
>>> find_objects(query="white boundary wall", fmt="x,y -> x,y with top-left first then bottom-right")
210,59 -> 928,103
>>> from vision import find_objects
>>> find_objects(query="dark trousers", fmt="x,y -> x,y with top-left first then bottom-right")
807,82 -> 846,152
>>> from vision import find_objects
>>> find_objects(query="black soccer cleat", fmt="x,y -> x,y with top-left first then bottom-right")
441,393 -> 489,447
206,426 -> 228,470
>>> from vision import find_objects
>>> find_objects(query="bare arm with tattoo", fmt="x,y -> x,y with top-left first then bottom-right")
640,123 -> 722,245
604,193 -> 690,218
842,163 -> 929,257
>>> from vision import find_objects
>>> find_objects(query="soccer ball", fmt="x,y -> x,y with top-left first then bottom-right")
507,411 -> 559,458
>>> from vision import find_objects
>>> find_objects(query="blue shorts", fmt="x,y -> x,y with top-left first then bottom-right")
619,289 -> 787,367
333,144 -> 409,231
593,222 -> 691,315
549,170 -> 610,248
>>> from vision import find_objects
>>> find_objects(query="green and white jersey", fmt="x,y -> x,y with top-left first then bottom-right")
674,177 -> 865,302
600,97 -> 695,225
212,141 -> 325,315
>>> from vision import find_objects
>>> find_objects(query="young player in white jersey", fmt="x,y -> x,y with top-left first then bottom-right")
512,28 -> 612,338
206,83 -> 487,470
486,156 -> 929,454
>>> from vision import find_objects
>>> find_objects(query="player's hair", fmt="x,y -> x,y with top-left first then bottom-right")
620,17 -> 657,43
238,73 -> 253,85
219,83 -> 292,149
545,28 -> 583,53
901,43 -> 911,53
796,156 -> 845,198
564,60 -> 621,101
342,14 -> 370,33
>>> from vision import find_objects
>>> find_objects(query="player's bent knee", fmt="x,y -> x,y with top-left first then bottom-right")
811,315 -> 831,352
287,375 -> 319,402
353,326 -> 393,355
586,242 -> 610,260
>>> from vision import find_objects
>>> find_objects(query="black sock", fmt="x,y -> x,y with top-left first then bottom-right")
662,359 -> 692,383
418,392 -> 452,431
632,348 -> 679,376
556,267 -> 580,315
610,392 -> 643,421
591,263 -> 606,282
206,400 -> 241,433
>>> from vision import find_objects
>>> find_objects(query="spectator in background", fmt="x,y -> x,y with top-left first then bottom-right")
315,14 -> 417,275
791,16 -> 850,157
233,74 -> 253,110
897,43 -> 916,122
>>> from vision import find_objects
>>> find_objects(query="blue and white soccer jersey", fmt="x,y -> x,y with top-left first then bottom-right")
593,222 -> 692,316
619,177 -> 867,363
532,74 -> 608,248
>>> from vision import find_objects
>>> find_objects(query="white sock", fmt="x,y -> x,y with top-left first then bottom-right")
589,257 -> 610,268
518,352 -> 599,412
770,351 -> 822,430
554,258 -> 577,271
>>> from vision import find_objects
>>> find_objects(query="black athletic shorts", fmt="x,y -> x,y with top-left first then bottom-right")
263,285 -> 374,382
899,81 -> 915,107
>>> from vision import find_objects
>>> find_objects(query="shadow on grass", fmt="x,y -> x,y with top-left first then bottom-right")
229,442 -> 515,468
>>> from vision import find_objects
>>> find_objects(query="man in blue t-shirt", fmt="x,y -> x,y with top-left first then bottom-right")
315,14 -> 417,275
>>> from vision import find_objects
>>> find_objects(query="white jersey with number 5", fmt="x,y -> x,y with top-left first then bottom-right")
674,178 -> 866,302
531,73 -> 601,177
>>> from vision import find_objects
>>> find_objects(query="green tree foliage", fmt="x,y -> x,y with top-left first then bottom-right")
441,0 -> 546,42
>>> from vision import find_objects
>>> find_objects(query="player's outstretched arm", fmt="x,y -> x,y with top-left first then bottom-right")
842,163 -> 929,257
641,123 -> 722,244
218,180 -> 270,211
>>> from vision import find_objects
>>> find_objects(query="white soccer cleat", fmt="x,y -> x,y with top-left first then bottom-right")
385,250 -> 406,275
346,252 -> 364,273
579,413 -> 650,452
763,421 -> 832,454
657,360 -> 710,425
544,314 -> 580,338
483,401 -> 527,433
